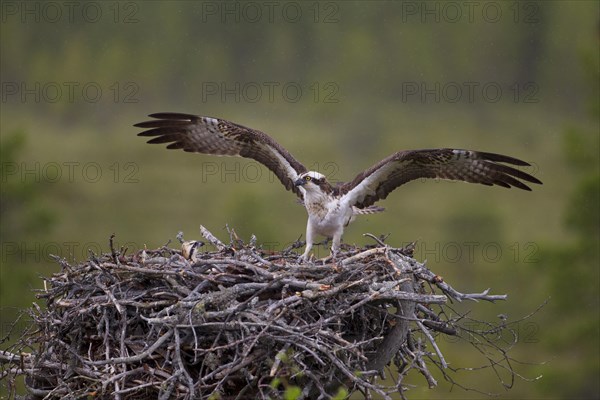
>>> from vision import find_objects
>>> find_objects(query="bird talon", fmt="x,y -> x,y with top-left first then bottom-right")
298,254 -> 311,264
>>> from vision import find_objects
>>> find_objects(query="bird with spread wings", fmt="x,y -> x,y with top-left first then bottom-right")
135,113 -> 542,261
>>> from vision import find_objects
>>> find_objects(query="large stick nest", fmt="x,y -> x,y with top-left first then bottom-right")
1,226 -> 512,400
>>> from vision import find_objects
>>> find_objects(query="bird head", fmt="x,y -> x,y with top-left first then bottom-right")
294,171 -> 332,194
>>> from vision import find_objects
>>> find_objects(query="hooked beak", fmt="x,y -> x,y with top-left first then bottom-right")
294,178 -> 306,187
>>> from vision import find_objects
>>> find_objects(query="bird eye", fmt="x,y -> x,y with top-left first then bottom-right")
305,176 -> 311,181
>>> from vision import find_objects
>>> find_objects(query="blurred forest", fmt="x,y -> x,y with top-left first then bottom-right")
1,1 -> 598,399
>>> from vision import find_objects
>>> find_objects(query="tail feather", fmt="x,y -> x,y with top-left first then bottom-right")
353,205 -> 385,215
297,198 -> 384,215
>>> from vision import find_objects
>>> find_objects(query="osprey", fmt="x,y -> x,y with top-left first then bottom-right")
135,113 -> 542,261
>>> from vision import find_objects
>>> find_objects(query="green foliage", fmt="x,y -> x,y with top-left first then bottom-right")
207,391 -> 221,400
565,174 -> 600,239
0,131 -> 56,242
1,3 -> 597,117
283,386 -> 302,400
0,131 -> 59,398
562,127 -> 599,170
268,377 -> 302,400
442,207 -> 503,243
267,383 -> 347,400
268,348 -> 305,398
332,387 -> 349,400
534,44 -> 600,397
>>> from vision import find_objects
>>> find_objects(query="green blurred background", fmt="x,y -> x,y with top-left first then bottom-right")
1,1 -> 598,398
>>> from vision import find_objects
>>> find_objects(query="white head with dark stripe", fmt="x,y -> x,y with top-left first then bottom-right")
294,171 -> 334,195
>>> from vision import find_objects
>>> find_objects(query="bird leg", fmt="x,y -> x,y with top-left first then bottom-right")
330,230 -> 343,259
299,223 -> 315,262
299,243 -> 313,262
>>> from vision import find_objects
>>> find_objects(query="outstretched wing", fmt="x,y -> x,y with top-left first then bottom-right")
340,149 -> 542,209
135,113 -> 308,197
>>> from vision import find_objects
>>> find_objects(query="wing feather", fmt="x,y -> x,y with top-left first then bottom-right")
135,113 -> 307,197
340,149 -> 542,208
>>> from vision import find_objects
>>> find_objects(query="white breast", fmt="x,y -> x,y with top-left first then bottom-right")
305,195 -> 353,237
